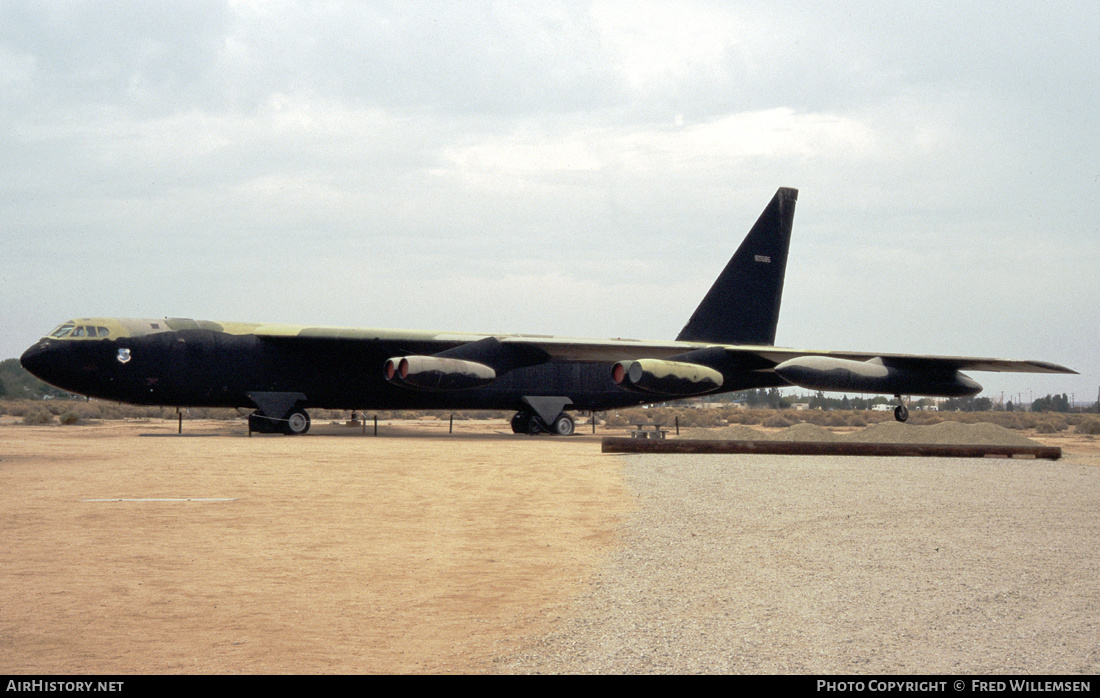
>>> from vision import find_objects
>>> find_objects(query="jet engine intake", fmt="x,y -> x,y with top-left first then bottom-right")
384,356 -> 497,391
774,356 -> 982,397
612,359 -> 724,396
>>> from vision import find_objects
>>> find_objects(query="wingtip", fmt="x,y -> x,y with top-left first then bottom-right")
1031,360 -> 1078,374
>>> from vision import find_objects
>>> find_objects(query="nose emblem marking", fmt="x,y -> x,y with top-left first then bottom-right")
117,348 -> 131,364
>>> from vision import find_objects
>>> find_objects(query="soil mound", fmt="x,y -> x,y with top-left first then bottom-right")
847,421 -> 1038,446
680,425 -> 772,441
771,422 -> 843,442
681,420 -> 1041,447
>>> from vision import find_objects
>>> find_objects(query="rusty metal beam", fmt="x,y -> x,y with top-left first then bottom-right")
601,438 -> 1061,460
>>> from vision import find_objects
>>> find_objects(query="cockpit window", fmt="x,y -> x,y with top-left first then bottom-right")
50,324 -> 75,338
46,323 -> 112,340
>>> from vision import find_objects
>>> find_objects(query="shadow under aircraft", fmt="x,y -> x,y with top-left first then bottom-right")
20,188 -> 1075,435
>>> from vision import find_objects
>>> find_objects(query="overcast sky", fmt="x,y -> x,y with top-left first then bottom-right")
2,1 -> 1096,404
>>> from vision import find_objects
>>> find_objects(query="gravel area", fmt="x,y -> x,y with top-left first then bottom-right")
500,451 -> 1100,674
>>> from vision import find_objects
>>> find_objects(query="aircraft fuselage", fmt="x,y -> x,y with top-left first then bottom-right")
18,323 -> 786,414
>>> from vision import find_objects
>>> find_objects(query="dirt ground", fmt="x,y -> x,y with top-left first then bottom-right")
1,416 -> 1095,674
0,418 -> 629,674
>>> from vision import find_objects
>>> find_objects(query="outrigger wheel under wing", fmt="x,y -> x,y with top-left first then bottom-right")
894,395 -> 909,423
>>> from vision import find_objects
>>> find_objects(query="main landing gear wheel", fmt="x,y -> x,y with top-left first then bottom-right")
511,410 -> 549,435
511,411 -> 531,434
526,415 -> 546,435
551,413 -> 575,436
282,408 -> 311,435
249,407 -> 311,435
510,413 -> 545,435
511,410 -> 575,436
248,411 -> 280,434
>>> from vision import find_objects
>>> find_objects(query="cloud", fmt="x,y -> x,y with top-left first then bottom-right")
0,1 -> 1095,400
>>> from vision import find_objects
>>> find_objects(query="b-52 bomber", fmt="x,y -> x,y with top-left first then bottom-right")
20,188 -> 1075,435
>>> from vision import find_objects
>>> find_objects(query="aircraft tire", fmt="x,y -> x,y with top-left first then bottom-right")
248,411 -> 281,434
511,411 -> 529,434
526,415 -> 546,435
894,404 -> 909,423
551,413 -> 575,436
282,408 -> 311,435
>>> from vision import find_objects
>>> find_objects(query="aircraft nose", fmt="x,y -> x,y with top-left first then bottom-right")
20,338 -> 84,387
20,339 -> 55,380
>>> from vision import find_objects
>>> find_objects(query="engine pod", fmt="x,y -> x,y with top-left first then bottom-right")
774,356 -> 982,397
612,359 -> 724,396
384,356 -> 496,391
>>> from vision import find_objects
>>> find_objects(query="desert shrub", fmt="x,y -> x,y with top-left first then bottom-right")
97,404 -> 123,420
455,410 -> 504,420
603,412 -> 630,427
59,411 -> 81,425
674,410 -> 727,428
792,410 -> 819,425
726,410 -> 762,425
994,412 -> 1025,430
1029,416 -> 1065,433
604,409 -> 653,427
762,413 -> 794,428
179,407 -> 242,420
451,408 -> 506,419
23,410 -> 53,425
1076,417 -> 1100,435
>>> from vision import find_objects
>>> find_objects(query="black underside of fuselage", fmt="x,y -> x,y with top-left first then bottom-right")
20,330 -> 784,413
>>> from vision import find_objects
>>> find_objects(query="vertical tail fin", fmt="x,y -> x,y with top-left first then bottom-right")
676,187 -> 797,346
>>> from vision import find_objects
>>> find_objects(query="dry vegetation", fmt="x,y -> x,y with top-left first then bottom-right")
4,398 -> 1099,435
602,405 -> 1100,435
